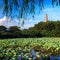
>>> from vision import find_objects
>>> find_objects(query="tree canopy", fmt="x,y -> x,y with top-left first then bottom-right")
0,21 -> 60,38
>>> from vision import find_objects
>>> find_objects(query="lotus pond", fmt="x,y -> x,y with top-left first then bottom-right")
0,38 -> 60,60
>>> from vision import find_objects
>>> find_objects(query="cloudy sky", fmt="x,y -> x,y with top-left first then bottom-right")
0,0 -> 60,29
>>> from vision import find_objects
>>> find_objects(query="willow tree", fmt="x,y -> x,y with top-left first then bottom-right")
2,0 -> 60,24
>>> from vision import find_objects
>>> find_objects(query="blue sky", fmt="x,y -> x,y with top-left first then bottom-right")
0,0 -> 60,29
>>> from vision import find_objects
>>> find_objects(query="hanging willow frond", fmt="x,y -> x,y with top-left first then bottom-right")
29,0 -> 35,14
22,20 -> 24,26
3,0 -> 19,17
39,0 -> 44,10
21,0 -> 29,17
52,0 -> 60,7
3,0 -> 8,16
2,0 -> 60,25
12,0 -> 19,7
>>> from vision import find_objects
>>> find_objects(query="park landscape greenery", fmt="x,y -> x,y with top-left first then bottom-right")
0,0 -> 60,60
0,21 -> 60,60
0,21 -> 60,38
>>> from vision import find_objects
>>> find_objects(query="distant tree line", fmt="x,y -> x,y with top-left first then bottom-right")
33,21 -> 60,37
0,21 -> 60,38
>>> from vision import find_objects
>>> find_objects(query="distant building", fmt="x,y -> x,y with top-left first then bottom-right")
44,14 -> 48,22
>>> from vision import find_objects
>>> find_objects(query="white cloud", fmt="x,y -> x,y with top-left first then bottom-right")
21,23 -> 34,29
0,16 -> 18,27
28,19 -> 33,22
0,16 -> 7,25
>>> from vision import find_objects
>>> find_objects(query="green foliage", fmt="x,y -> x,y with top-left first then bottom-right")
8,26 -> 20,32
0,21 -> 60,38
33,21 -> 60,37
0,26 -> 7,32
0,38 -> 60,60
8,26 -> 22,38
